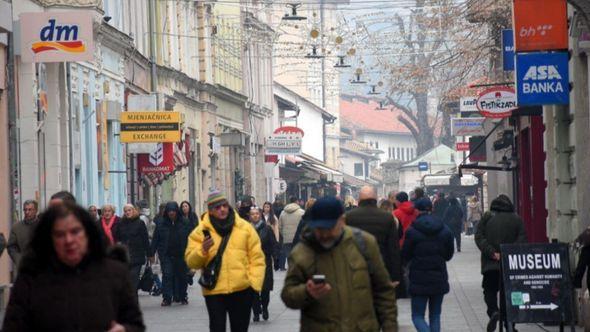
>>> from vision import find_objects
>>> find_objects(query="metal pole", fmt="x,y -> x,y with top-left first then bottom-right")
209,133 -> 217,191
6,31 -> 19,228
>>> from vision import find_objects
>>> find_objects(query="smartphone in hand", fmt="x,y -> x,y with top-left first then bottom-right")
312,274 -> 326,285
203,229 -> 211,238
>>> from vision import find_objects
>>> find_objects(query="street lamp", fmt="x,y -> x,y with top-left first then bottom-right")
282,3 -> 307,21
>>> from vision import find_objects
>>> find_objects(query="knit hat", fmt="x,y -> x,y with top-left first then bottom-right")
414,198 -> 433,212
207,190 -> 228,209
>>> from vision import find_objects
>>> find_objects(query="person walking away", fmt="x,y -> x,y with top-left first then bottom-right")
402,198 -> 454,332
2,203 -> 145,331
185,190 -> 265,332
113,204 -> 150,292
346,186 -> 401,285
88,205 -> 100,222
475,194 -> 527,332
394,192 -> 418,299
278,196 -> 305,270
443,197 -> 464,252
151,201 -> 192,306
412,187 -> 425,202
7,200 -> 39,268
292,198 -> 316,247
181,201 -> 199,230
272,198 -> 284,220
433,193 -> 449,220
467,196 -> 482,235
99,204 -> 119,246
249,207 -> 277,322
281,196 -> 398,331
263,201 -> 281,271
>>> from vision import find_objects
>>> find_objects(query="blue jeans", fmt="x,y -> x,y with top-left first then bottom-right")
411,294 -> 444,332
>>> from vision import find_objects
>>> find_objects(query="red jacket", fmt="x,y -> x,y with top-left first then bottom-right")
394,202 -> 419,247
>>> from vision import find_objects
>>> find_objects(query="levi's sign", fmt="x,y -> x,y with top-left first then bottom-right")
477,87 -> 518,118
451,117 -> 486,136
20,11 -> 94,63
516,52 -> 569,106
501,243 -> 573,324
120,112 -> 181,143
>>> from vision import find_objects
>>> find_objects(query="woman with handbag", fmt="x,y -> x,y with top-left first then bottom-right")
185,190 -> 265,332
113,204 -> 150,293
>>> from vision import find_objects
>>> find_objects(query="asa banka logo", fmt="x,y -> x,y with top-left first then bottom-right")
31,19 -> 86,54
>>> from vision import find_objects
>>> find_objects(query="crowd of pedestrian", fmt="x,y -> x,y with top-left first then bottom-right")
0,184 -> 539,332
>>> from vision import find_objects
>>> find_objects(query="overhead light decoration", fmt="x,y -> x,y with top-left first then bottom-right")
334,56 -> 351,68
305,45 -> 324,59
350,68 -> 366,84
368,85 -> 380,95
375,101 -> 388,111
283,3 -> 307,21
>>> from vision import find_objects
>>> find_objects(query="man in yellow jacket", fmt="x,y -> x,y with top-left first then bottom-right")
185,190 -> 265,332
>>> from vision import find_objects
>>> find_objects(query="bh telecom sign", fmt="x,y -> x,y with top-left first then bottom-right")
20,11 -> 94,63
516,52 -> 570,106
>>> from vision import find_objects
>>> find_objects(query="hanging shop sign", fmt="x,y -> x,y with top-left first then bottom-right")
456,142 -> 470,152
137,143 -> 174,174
451,117 -> 486,136
266,126 -> 304,155
513,0 -> 568,52
502,29 -> 515,71
501,243 -> 574,325
20,11 -> 94,63
516,52 -> 570,106
460,96 -> 479,115
120,111 -> 181,143
477,87 -> 518,118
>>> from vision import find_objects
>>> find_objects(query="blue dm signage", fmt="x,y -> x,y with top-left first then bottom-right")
516,52 -> 570,106
502,29 -> 515,71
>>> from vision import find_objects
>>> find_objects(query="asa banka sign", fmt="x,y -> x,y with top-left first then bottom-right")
516,52 -> 570,106
266,126 -> 304,155
501,243 -> 574,325
20,11 -> 94,63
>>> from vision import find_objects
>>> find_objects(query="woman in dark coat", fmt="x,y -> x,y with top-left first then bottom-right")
442,197 -> 464,252
180,201 -> 199,230
249,207 -> 277,322
113,204 -> 150,292
402,198 -> 454,332
2,203 -> 145,332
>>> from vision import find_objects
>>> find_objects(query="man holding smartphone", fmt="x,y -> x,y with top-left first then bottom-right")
281,196 -> 398,331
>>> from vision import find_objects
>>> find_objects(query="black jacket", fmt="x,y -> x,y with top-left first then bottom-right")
433,198 -> 449,219
475,196 -> 527,273
574,246 -> 590,289
345,200 -> 401,282
2,257 -> 145,332
443,202 -> 464,233
113,217 -> 150,267
254,221 -> 278,291
150,202 -> 192,258
402,213 -> 454,296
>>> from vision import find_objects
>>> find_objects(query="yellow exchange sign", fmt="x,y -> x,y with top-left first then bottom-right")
120,111 -> 181,143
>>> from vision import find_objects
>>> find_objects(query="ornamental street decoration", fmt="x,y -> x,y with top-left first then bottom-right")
500,243 -> 574,325
120,111 -> 181,143
477,87 -> 518,119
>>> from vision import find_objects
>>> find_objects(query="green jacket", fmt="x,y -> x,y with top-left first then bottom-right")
475,196 -> 527,274
281,226 -> 398,332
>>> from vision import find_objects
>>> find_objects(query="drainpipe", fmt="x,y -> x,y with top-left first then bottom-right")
7,31 -> 19,227
66,63 -> 74,193
149,0 -> 159,102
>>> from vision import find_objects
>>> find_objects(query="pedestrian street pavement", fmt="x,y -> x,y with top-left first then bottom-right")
140,236 -> 583,332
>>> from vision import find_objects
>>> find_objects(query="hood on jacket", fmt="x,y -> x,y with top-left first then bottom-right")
283,202 -> 302,214
397,201 -> 416,215
412,213 -> 444,235
164,201 -> 182,222
490,195 -> 514,213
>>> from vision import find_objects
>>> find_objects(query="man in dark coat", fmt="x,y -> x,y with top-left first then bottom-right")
7,200 -> 39,268
443,197 -> 464,252
433,192 -> 449,220
346,186 -> 401,285
402,198 -> 454,332
249,207 -> 278,322
475,194 -> 527,332
150,201 -> 192,306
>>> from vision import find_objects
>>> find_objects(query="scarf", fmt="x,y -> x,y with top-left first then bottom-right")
101,216 -> 117,244
210,210 -> 235,237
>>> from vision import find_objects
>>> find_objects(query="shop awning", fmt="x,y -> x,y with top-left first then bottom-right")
342,174 -> 376,188
284,154 -> 344,183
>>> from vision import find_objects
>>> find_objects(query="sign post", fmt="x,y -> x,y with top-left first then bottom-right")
500,243 -> 575,332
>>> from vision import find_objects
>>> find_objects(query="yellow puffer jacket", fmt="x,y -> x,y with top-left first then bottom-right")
184,211 -> 266,295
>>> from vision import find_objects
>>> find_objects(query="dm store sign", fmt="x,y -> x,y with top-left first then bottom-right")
516,52 -> 569,106
20,11 -> 94,63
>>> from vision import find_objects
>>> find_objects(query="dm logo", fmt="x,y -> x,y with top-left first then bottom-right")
31,19 -> 85,54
